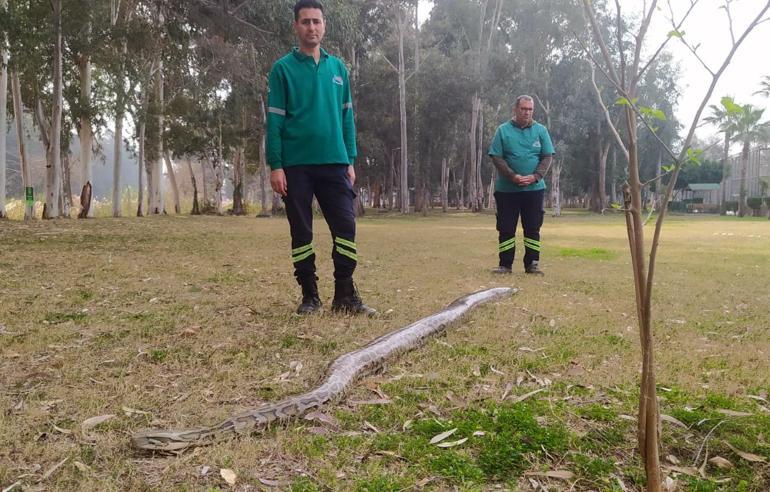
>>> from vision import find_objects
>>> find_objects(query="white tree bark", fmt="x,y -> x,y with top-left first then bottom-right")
11,72 -> 33,220
397,10 -> 409,213
44,0 -> 63,219
441,157 -> 448,212
163,149 -> 180,214
150,55 -> 164,215
0,6 -> 8,219
258,94 -> 270,216
551,159 -> 562,217
112,40 -> 127,217
78,22 -> 94,218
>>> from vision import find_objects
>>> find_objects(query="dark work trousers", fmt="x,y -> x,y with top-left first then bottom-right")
283,165 -> 357,283
494,189 -> 545,268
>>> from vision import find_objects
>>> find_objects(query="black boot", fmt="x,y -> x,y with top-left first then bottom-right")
331,278 -> 376,316
297,276 -> 322,315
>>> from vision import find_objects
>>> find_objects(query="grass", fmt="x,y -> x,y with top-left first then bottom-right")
1,210 -> 769,490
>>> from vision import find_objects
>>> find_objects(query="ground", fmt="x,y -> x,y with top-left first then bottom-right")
1,211 -> 768,491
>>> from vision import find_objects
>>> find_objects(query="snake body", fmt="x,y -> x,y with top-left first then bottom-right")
131,287 -> 513,451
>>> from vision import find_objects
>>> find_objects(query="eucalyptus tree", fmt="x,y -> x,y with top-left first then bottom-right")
0,0 -> 8,218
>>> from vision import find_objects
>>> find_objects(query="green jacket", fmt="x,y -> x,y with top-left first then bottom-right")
488,120 -> 555,193
267,48 -> 356,170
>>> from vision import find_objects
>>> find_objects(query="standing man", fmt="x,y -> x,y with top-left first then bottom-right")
488,95 -> 555,275
267,0 -> 375,316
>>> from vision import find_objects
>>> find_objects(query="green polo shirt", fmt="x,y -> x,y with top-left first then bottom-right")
267,48 -> 357,170
488,120 -> 555,193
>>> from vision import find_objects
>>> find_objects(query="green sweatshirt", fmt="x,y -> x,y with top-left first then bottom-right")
266,48 -> 357,170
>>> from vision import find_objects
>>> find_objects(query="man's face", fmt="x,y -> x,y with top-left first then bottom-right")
294,8 -> 325,49
514,100 -> 534,126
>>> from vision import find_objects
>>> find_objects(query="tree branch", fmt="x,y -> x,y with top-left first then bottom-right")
589,61 -> 629,161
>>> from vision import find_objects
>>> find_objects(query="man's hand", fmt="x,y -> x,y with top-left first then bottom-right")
347,165 -> 356,185
515,174 -> 537,186
270,169 -> 288,196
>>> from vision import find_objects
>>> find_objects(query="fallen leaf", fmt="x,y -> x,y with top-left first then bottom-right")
715,409 -> 753,417
402,419 -> 413,431
549,319 -> 556,328
52,425 -> 72,435
473,431 -> 486,437
490,366 -> 506,376
122,406 -> 151,417
511,388 -> 547,403
724,442 -> 767,463
81,414 -> 115,433
436,437 -> 468,448
661,414 -> 688,428
363,421 -> 381,433
525,470 -> 575,480
200,466 -> 210,476
746,394 -> 768,403
500,382 -> 513,401
304,411 -> 340,430
472,365 -> 481,377
258,478 -> 281,486
708,456 -> 734,470
665,454 -> 681,465
39,458 -> 68,482
220,468 -> 237,486
73,461 -> 91,473
415,477 -> 434,487
662,476 -> 677,492
307,426 -> 329,435
429,428 -> 458,444
666,465 -> 701,477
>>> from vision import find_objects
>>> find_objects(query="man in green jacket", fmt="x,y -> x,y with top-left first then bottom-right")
267,0 -> 375,316
488,95 -> 555,275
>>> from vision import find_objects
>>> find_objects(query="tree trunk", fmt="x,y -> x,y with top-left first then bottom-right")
112,41 -> 127,217
257,95 -> 270,217
468,95 -> 480,212
719,133 -> 731,215
163,149 -> 181,214
213,123 -> 224,215
187,160 -> 200,215
0,8 -> 7,219
11,71 -> 33,220
441,158 -> 449,212
136,83 -> 148,217
150,54 -> 164,215
61,152 -> 72,217
397,10 -> 409,213
738,140 -> 749,217
78,29 -> 94,218
44,0 -> 63,219
552,158 -> 562,217
597,140 -> 610,212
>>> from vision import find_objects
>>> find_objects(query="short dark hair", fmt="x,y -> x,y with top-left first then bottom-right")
294,0 -> 324,21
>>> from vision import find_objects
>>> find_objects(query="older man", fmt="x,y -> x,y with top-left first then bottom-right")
488,95 -> 555,275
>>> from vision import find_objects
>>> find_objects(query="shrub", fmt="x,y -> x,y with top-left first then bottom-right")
724,201 -> 739,212
747,197 -> 763,211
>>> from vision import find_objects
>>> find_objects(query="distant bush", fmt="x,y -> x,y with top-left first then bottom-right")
747,197 -> 763,211
669,201 -> 686,212
724,201 -> 739,212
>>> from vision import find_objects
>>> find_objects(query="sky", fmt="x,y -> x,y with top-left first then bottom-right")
418,0 -> 770,141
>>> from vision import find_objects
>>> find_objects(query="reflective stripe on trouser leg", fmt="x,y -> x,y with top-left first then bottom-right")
498,236 -> 515,268
520,189 -> 545,267
313,165 -> 358,280
283,166 -> 317,282
494,191 -> 520,268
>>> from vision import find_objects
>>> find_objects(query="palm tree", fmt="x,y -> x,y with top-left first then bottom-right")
731,104 -> 769,217
704,97 -> 740,215
755,75 -> 770,98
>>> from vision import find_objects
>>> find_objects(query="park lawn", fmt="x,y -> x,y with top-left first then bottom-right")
1,211 -> 769,491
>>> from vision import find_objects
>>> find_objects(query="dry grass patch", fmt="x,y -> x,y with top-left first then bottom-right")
1,212 -> 768,490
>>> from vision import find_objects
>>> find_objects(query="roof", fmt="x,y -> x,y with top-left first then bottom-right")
687,183 -> 721,191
